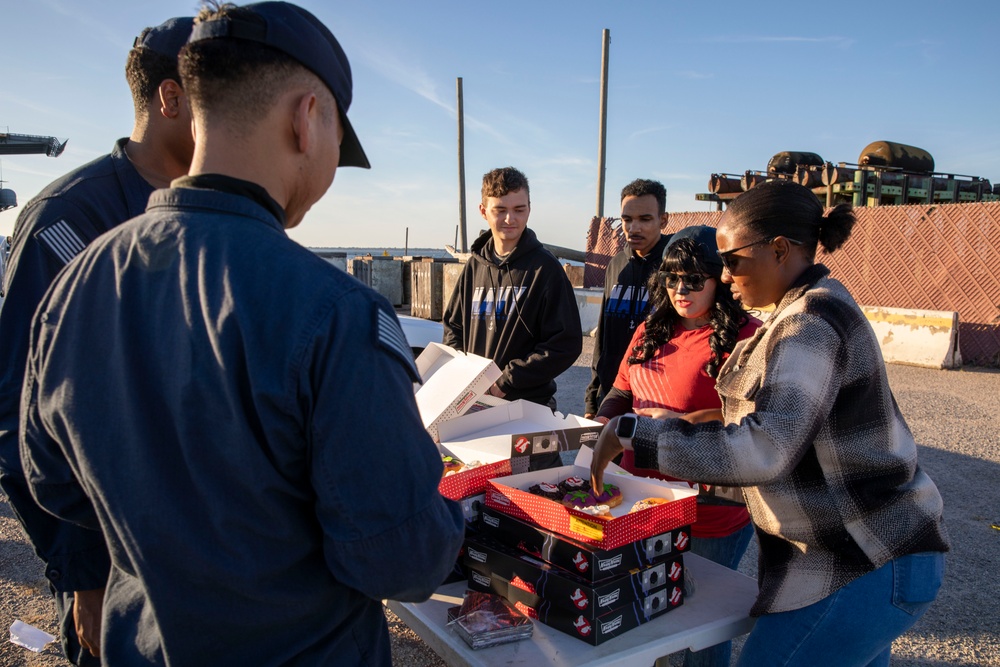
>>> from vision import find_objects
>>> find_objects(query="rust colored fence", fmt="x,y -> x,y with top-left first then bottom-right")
585,202 -> 1000,366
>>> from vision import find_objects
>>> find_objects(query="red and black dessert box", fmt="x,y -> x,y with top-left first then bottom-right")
463,535 -> 683,619
464,536 -> 685,646
479,505 -> 691,582
439,460 -> 512,502
503,577 -> 682,646
484,448 -> 698,551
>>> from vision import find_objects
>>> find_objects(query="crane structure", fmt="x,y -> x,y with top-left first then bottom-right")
0,131 -> 69,212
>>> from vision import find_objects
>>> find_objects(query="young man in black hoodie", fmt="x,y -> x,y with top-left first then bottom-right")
583,179 -> 671,418
443,167 -> 581,408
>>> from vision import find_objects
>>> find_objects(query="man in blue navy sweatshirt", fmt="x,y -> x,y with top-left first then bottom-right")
584,179 -> 671,418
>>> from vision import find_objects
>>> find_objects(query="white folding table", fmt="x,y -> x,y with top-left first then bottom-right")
386,553 -> 758,667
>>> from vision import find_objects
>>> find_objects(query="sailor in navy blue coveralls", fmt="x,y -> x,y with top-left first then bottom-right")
0,137 -> 154,664
1,14 -> 195,663
19,3 -> 464,665
21,180 -> 465,665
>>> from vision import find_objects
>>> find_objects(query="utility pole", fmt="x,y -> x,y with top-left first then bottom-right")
596,29 -> 610,218
457,77 -> 468,253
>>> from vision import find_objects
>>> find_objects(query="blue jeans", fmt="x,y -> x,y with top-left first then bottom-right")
682,523 -> 756,667
737,551 -> 945,667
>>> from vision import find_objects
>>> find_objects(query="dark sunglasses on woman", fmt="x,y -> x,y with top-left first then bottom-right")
659,272 -> 711,292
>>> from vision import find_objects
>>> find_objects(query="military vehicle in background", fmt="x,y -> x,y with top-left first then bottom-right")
699,141 -> 999,209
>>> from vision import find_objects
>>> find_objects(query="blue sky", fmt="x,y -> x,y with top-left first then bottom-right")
2,0 -> 998,251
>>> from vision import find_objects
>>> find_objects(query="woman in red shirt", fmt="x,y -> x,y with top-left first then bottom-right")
596,225 -> 759,667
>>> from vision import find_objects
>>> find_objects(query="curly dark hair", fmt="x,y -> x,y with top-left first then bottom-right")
620,178 -> 666,214
627,237 -> 748,378
481,167 -> 530,204
125,46 -> 181,109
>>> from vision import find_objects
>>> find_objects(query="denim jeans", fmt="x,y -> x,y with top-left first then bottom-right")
737,551 -> 945,667
681,523 -> 756,667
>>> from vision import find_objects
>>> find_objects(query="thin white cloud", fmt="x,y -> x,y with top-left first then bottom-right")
372,128 -> 447,154
655,172 -> 700,181
537,156 -> 591,169
0,161 -> 66,179
39,0 -> 122,50
706,35 -> 854,49
355,44 -> 508,144
629,125 -> 672,141
676,70 -> 714,80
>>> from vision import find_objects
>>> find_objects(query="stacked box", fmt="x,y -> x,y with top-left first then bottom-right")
478,506 -> 691,582
462,448 -> 698,644
464,534 -> 685,646
506,584 -> 681,646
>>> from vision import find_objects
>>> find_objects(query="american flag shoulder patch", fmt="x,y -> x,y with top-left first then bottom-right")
34,219 -> 87,267
374,305 -> 420,383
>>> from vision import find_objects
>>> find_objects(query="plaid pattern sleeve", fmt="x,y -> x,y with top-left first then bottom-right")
639,267 -> 949,615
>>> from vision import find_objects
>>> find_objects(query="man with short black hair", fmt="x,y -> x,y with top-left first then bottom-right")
584,178 -> 671,418
19,3 -> 463,665
443,166 -> 582,408
0,16 -> 194,665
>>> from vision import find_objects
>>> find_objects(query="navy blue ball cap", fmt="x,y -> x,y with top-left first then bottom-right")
666,225 -> 724,271
133,17 -> 195,60
188,1 -> 370,169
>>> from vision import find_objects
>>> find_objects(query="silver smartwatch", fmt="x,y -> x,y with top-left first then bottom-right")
615,413 -> 639,447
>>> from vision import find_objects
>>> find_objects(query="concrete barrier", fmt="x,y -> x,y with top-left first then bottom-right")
574,288 -> 603,335
861,306 -> 962,369
442,263 -> 465,314
312,250 -> 346,272
369,256 -> 403,307
755,303 -> 961,369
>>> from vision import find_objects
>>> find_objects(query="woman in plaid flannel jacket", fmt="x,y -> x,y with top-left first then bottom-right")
592,180 -> 949,667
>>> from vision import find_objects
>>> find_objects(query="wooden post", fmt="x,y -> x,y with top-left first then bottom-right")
457,77 -> 468,253
596,29 -> 610,218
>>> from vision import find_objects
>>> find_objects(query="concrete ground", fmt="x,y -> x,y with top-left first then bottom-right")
2,336 -> 998,666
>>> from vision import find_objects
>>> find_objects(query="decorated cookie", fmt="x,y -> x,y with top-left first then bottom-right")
576,504 -> 612,519
528,482 -> 564,501
558,476 -> 591,496
457,460 -> 483,474
562,483 -> 623,510
628,497 -> 669,513
442,455 -> 463,477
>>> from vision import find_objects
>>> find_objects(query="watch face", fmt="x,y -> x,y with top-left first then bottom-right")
616,415 -> 638,440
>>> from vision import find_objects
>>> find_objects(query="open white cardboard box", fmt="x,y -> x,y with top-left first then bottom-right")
438,399 -> 603,475
437,400 -> 602,501
414,342 -> 501,442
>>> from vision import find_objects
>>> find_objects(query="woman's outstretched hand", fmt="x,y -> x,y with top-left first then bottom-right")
590,417 -> 625,494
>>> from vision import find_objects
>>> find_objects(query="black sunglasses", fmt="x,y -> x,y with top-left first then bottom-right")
658,272 -> 711,292
717,236 -> 803,273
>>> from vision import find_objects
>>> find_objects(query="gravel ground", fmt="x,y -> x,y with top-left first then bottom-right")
2,336 -> 998,666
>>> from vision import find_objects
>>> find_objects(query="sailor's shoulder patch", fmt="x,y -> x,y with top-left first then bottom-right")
34,219 -> 87,267
374,304 -> 420,383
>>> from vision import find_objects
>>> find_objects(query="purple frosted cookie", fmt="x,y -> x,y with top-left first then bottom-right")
562,483 -> 623,510
558,476 -> 591,496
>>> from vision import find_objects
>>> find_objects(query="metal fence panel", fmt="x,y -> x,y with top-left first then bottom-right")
585,203 -> 1000,366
